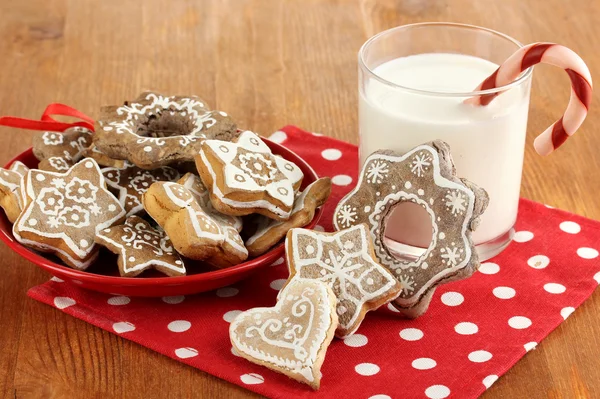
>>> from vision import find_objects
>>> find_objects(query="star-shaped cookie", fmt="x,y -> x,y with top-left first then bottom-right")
32,127 -> 93,172
14,158 -> 126,269
0,161 -> 29,223
195,130 -> 304,220
95,215 -> 185,277
103,161 -> 180,216
284,224 -> 401,338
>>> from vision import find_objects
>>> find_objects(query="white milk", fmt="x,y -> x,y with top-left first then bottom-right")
359,53 -> 530,247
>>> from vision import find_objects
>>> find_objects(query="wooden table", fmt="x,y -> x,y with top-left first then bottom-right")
1,1 -> 599,398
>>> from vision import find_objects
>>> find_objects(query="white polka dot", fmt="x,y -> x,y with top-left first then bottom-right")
344,334 -> 368,347
594,271 -> 600,284
321,149 -> 342,161
387,303 -> 400,312
240,373 -> 264,384
524,342 -> 537,352
314,225 -> 325,232
404,181 -> 412,189
162,295 -> 185,304
168,320 -> 191,332
79,239 -> 89,248
544,283 -> 566,294
175,347 -> 198,359
28,219 -> 37,226
271,257 -> 284,266
85,161 -> 94,168
270,279 -> 286,291
268,131 -> 287,143
113,321 -> 136,333
53,297 -> 75,309
368,396 -> 391,399
454,322 -> 478,335
107,296 -> 130,305
144,146 -> 152,152
223,310 -> 242,322
36,174 -> 45,181
364,205 -> 371,212
560,221 -> 581,234
400,328 -> 423,341
483,375 -> 499,389
418,189 -> 425,196
412,358 -> 436,370
216,287 -> 239,297
561,307 -> 575,319
440,291 -> 464,306
508,316 -> 532,329
513,231 -> 534,242
577,247 -> 599,259
108,204 -> 116,211
305,245 -> 315,254
332,175 -> 352,186
479,262 -> 500,274
527,255 -> 550,269
50,277 -> 64,283
425,385 -> 451,399
493,286 -> 516,299
468,350 -> 492,363
355,363 -> 380,376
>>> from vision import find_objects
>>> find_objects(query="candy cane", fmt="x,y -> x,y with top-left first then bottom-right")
466,43 -> 593,156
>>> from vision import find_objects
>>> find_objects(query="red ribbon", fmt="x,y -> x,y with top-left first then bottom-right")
0,103 -> 95,132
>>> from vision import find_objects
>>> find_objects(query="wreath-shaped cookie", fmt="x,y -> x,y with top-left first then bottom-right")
333,141 -> 488,318
94,92 -> 238,169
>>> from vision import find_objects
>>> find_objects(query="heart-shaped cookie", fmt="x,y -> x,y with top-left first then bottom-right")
229,280 -> 338,390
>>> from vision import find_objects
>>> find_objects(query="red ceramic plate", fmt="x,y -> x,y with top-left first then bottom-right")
0,139 -> 322,297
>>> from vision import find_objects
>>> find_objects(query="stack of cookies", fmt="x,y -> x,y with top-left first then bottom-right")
0,92 -> 332,277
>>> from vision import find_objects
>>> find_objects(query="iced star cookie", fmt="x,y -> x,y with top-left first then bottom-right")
178,173 -> 247,267
95,215 -> 185,277
14,158 -> 126,269
0,161 -> 29,223
33,127 -> 93,172
333,141 -> 489,318
230,279 -> 338,390
82,144 -> 127,168
103,161 -> 180,217
143,181 -> 224,261
246,177 -> 332,257
195,130 -> 304,220
94,92 -> 238,169
284,224 -> 401,338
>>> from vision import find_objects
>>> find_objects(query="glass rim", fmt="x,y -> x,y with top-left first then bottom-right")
358,22 -> 533,97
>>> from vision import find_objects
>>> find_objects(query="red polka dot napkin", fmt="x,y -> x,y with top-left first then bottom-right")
28,126 -> 600,398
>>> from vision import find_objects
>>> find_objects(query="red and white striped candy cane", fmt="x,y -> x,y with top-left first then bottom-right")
466,42 -> 593,156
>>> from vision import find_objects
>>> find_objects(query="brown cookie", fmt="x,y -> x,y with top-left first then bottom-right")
33,127 -> 93,172
245,177 -> 332,257
195,130 -> 304,220
103,161 -> 180,217
82,144 -> 127,168
14,158 -> 126,269
94,92 -> 238,169
0,161 -> 29,223
333,141 -> 489,318
177,173 -> 247,267
230,279 -> 338,390
95,215 -> 185,277
284,224 -> 401,338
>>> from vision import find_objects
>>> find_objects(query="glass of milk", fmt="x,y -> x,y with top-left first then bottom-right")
358,22 -> 533,261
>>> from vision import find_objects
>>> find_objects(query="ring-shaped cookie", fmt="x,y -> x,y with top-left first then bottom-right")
95,92 -> 238,169
333,141 -> 488,317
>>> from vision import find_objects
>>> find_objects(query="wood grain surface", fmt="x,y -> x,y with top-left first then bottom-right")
1,1 -> 599,398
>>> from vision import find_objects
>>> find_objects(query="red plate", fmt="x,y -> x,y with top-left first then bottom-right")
0,139 -> 322,297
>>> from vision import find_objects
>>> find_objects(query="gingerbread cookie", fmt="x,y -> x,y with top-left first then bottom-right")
94,92 -> 238,169
178,173 -> 247,267
103,162 -> 180,217
195,130 -> 304,220
284,224 -> 401,338
14,158 -> 126,269
0,161 -> 29,223
333,141 -> 489,318
33,127 -> 93,172
95,215 -> 185,277
245,177 -> 332,257
143,181 -> 224,261
82,144 -> 127,168
230,279 -> 338,390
